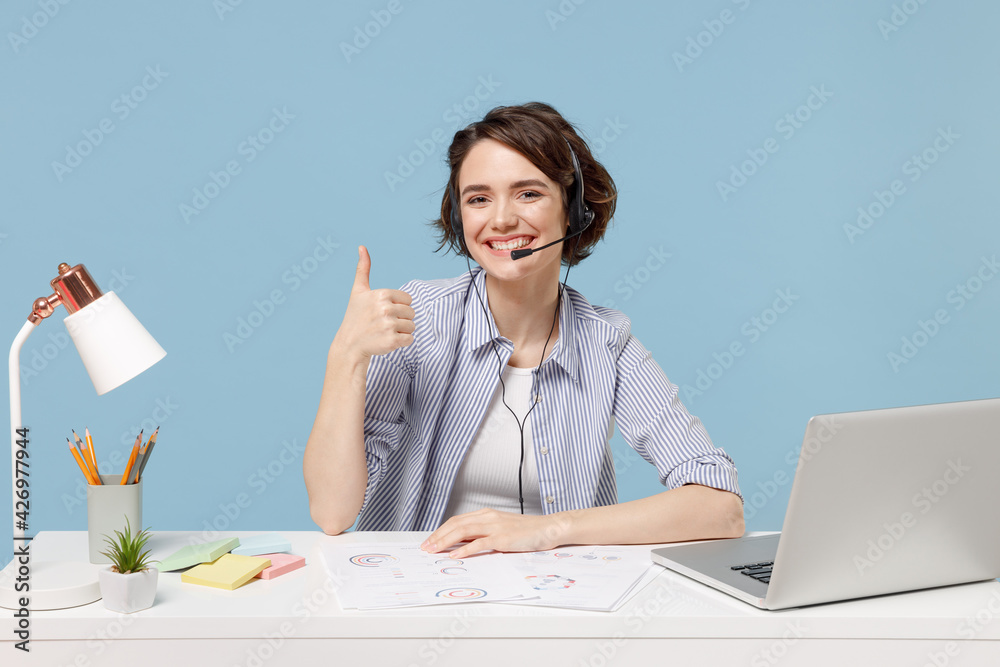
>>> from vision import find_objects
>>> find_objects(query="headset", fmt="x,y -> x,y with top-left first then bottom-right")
448,138 -> 591,513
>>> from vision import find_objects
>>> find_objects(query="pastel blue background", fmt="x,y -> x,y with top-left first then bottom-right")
2,0 -> 998,567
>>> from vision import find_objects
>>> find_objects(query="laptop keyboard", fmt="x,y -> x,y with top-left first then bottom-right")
731,561 -> 774,584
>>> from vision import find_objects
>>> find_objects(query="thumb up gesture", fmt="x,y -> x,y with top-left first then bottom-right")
334,246 -> 415,360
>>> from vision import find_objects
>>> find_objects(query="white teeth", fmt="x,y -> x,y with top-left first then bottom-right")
489,237 -> 531,251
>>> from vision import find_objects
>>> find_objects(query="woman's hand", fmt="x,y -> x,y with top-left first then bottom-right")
420,509 -> 572,559
333,246 -> 415,361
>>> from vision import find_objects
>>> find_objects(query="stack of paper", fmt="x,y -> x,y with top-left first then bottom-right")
320,542 -> 660,612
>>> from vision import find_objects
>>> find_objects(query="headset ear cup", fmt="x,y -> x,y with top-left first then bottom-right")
564,141 -> 594,238
567,200 -> 591,236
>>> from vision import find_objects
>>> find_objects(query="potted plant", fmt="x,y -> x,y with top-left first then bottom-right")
97,516 -> 158,613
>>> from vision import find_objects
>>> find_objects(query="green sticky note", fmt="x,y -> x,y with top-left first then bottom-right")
156,537 -> 240,572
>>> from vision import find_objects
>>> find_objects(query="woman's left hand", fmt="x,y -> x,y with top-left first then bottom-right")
421,509 -> 572,559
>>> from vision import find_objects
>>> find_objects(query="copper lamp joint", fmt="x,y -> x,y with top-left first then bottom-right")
27,263 -> 104,324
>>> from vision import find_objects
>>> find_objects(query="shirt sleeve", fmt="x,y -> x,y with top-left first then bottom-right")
612,334 -> 743,502
357,346 -> 414,515
356,278 -> 427,517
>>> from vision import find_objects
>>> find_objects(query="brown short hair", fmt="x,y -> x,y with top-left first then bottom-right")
433,102 -> 617,266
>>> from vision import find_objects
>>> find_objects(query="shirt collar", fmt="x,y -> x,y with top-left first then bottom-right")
462,269 -> 580,382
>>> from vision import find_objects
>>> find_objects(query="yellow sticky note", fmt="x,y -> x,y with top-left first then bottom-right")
181,554 -> 271,590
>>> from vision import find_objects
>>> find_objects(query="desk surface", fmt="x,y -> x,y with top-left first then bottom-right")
4,530 -> 1000,666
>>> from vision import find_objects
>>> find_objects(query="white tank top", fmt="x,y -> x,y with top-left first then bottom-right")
442,363 -> 544,519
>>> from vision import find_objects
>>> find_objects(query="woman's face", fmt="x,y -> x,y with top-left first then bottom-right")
457,138 -> 568,287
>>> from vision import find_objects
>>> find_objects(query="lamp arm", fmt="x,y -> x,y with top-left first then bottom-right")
9,320 -> 37,545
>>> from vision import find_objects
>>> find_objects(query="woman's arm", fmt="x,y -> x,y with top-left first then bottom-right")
421,485 -> 743,558
303,344 -> 371,535
561,483 -> 744,545
303,246 -> 415,535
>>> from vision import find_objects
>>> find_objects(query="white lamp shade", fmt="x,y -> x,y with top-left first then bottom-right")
63,291 -> 167,395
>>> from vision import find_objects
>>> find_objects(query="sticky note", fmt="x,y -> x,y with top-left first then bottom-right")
181,554 -> 271,590
232,533 -> 291,557
157,537 -> 240,572
255,553 -> 306,580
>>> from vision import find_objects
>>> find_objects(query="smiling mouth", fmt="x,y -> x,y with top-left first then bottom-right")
487,237 -> 533,251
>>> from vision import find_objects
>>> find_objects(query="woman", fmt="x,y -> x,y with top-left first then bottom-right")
304,102 -> 743,559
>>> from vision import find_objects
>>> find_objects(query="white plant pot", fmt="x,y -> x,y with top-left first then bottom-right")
98,567 -> 158,613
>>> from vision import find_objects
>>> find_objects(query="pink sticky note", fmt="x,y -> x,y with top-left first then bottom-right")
254,553 -> 306,579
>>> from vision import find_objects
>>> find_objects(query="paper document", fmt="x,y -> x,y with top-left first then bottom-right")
501,544 -> 661,611
321,542 -> 536,609
320,541 -> 661,612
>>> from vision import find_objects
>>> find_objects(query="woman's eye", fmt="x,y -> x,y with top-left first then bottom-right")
468,196 -> 487,205
520,191 -> 541,200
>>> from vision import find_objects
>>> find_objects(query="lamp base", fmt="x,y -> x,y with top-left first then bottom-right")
0,559 -> 102,610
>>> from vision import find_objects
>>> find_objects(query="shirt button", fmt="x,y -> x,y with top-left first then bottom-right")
534,394 -> 542,403
545,495 -> 555,504
540,447 -> 549,455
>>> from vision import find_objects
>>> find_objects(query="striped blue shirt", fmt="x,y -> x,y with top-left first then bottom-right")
357,269 -> 741,531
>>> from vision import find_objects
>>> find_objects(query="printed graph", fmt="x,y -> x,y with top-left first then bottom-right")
350,553 -> 399,567
435,588 -> 487,600
525,575 -> 576,591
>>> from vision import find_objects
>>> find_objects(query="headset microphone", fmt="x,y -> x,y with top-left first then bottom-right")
510,226 -> 587,260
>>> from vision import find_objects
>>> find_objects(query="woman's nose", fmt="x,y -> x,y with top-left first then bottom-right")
491,198 -> 517,230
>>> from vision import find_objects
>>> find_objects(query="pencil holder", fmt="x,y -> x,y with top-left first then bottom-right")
86,475 -> 143,564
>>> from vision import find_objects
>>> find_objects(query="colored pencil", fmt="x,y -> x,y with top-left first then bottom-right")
131,427 -> 158,484
84,427 -> 98,473
71,430 -> 88,469
130,443 -> 147,484
73,429 -> 101,485
133,427 -> 159,483
121,430 -> 142,485
67,438 -> 98,485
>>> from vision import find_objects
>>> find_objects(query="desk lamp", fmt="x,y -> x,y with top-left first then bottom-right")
0,263 -> 166,610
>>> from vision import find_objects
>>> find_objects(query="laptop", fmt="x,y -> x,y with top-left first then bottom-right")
651,398 -> 1000,609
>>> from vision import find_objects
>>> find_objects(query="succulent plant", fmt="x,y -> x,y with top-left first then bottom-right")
99,516 -> 156,574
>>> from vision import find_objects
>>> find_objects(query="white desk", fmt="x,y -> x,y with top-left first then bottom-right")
3,530 -> 1000,666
